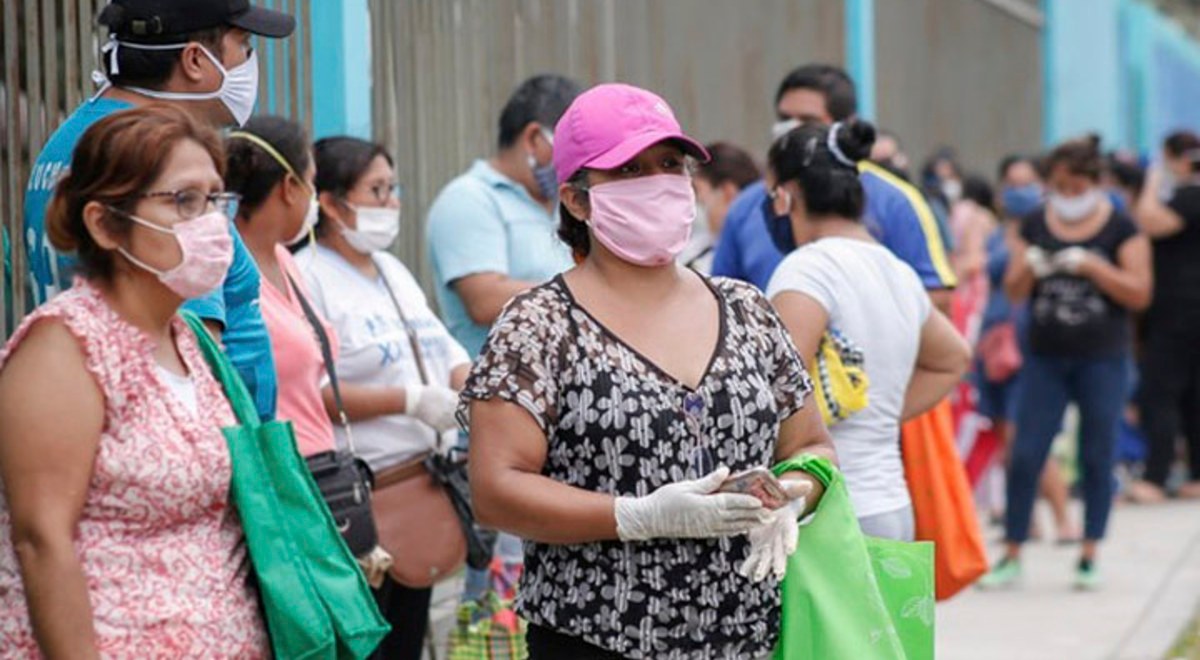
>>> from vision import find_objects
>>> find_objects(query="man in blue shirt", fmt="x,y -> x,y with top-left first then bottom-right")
426,74 -> 581,356
712,64 -> 957,308
22,0 -> 294,420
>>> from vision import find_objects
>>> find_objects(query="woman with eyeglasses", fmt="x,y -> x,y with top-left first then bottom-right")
295,137 -> 471,660
0,105 -> 267,656
463,83 -> 836,660
765,120 -> 972,541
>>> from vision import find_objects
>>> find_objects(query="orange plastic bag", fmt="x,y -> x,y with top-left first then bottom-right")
902,399 -> 987,601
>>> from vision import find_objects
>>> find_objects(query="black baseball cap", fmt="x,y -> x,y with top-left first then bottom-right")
98,0 -> 296,41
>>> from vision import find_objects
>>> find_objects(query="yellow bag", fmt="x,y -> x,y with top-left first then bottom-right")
809,329 -> 869,427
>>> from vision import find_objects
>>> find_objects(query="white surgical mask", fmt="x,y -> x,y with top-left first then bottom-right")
338,204 -> 401,254
1049,189 -> 1102,223
772,118 -> 801,140
941,179 -> 963,203
103,39 -> 259,126
286,193 -> 320,246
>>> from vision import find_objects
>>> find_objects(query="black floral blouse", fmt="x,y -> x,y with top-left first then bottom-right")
462,275 -> 813,659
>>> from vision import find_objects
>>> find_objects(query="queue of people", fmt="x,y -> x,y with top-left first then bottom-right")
2,0 -> 1199,658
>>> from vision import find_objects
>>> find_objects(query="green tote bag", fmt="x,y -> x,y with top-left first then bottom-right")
181,311 -> 336,659
181,311 -> 389,659
772,457 -> 935,660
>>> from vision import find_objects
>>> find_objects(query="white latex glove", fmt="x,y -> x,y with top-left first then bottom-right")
614,466 -> 772,542
1025,246 -> 1055,279
1052,246 -> 1091,275
405,384 -> 460,434
738,480 -> 814,582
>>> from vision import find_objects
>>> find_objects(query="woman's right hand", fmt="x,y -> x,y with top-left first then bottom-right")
614,467 -> 772,542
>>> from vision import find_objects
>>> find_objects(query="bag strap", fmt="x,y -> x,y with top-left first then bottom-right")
286,273 -> 357,455
371,255 -> 431,386
179,310 -> 261,428
772,453 -> 836,488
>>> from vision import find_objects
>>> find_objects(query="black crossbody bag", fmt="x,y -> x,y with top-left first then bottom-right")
287,274 -> 379,557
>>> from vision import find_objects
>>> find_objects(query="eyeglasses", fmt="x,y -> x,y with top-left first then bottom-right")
682,391 -> 715,479
140,190 -> 240,220
354,182 -> 402,205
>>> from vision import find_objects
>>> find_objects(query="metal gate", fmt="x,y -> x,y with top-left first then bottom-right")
0,0 -> 313,337
874,0 -> 1044,178
369,0 -> 846,289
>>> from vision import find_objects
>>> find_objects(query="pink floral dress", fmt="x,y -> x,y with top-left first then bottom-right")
0,281 -> 268,658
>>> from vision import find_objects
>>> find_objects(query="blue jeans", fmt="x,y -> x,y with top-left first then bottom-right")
1006,353 -> 1128,544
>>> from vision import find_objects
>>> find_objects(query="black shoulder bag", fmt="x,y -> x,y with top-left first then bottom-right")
287,273 -> 380,558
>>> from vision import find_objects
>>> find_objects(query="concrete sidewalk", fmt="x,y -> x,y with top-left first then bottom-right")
937,499 -> 1200,660
420,500 -> 1200,659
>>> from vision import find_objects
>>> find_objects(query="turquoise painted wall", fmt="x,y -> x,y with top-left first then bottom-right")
1043,0 -> 1123,146
845,0 -> 876,120
1120,0 -> 1200,152
1045,0 -> 1200,152
310,0 -> 372,139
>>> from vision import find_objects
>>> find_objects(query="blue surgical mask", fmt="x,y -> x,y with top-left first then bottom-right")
762,194 -> 796,254
528,127 -> 558,201
1001,184 -> 1043,219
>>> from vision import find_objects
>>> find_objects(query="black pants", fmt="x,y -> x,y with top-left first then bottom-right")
370,576 -> 432,660
527,624 -> 627,659
1139,318 -> 1200,486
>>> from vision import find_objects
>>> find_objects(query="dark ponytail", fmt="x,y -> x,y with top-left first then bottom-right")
768,119 -> 876,219
224,115 -> 311,219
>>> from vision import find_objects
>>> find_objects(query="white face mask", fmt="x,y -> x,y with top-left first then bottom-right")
286,193 -> 320,247
339,204 -> 401,254
941,179 -> 963,203
772,118 -> 801,140
1049,189 -> 1102,223
110,41 -> 259,126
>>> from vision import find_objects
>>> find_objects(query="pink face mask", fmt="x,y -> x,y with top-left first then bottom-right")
587,173 -> 695,266
117,211 -> 234,299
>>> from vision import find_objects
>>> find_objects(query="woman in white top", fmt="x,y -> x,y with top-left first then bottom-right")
297,136 -> 470,660
765,120 -> 972,540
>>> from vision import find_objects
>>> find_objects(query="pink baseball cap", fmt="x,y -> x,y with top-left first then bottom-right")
552,83 -> 710,185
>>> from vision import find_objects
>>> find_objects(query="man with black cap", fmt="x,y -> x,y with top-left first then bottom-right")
23,0 -> 294,423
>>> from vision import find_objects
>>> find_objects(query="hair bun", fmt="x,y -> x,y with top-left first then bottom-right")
837,119 -> 877,163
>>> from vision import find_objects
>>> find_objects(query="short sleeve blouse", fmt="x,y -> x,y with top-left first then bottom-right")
461,275 -> 812,659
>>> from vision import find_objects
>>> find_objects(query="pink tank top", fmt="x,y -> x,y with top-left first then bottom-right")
0,280 -> 267,657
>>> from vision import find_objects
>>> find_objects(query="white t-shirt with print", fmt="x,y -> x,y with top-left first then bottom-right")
296,245 -> 471,472
767,237 -> 932,518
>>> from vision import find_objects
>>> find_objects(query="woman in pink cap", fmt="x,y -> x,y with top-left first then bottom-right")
462,83 -> 836,659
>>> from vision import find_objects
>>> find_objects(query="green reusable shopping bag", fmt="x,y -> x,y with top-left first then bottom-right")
772,457 -> 935,660
256,424 -> 391,658
181,311 -> 389,659
181,311 -> 336,659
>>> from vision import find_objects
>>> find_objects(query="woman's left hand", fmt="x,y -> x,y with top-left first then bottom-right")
738,480 -> 813,582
